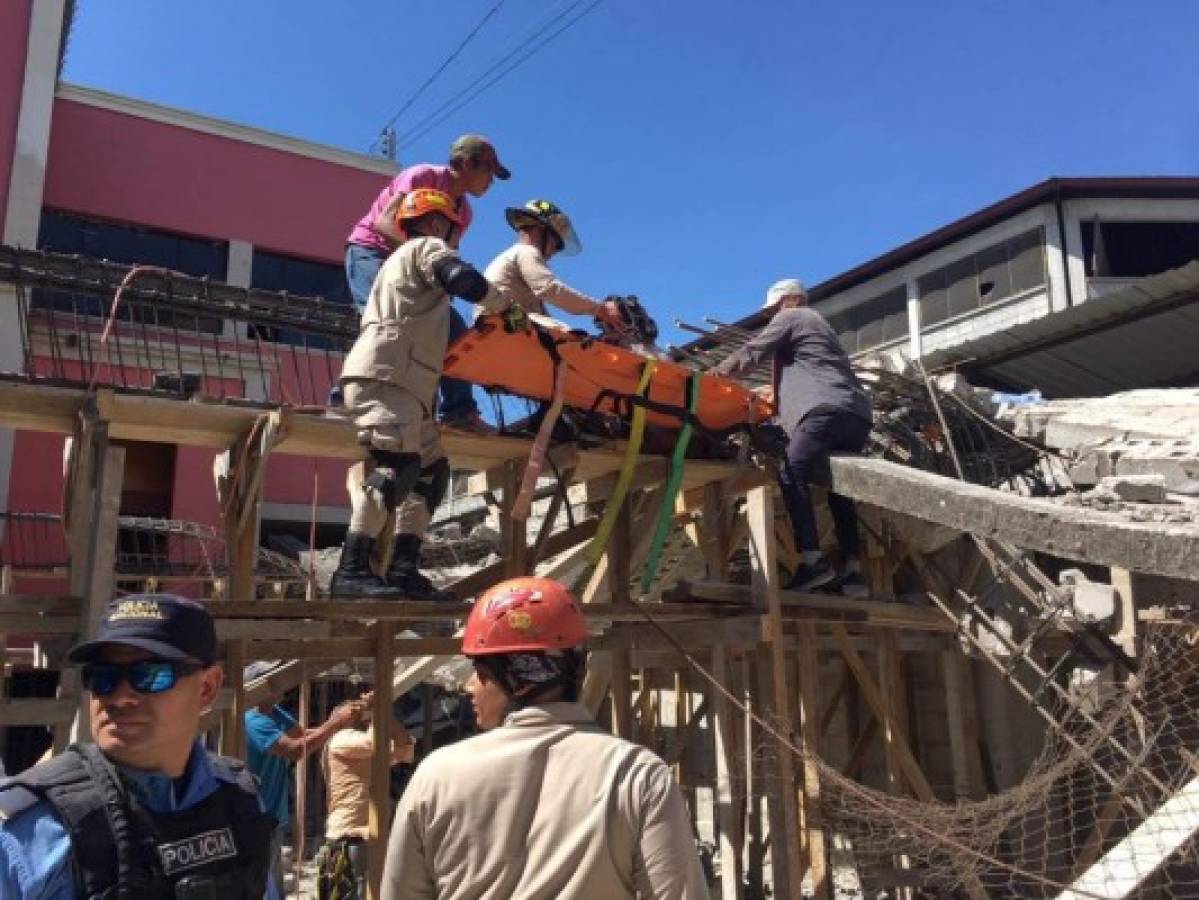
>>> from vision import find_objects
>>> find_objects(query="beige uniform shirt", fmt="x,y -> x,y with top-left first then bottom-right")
483,244 -> 600,318
324,729 -> 374,840
380,702 -> 707,900
340,236 -> 506,409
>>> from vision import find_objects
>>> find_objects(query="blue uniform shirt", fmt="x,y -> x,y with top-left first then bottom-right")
0,741 -> 280,900
244,705 -> 297,827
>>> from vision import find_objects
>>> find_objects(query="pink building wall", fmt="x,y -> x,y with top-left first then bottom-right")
43,99 -> 387,262
5,90 -> 395,540
0,0 -> 34,235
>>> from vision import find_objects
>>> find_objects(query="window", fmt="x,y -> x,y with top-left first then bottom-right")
35,210 -> 227,334
827,285 -> 908,354
1082,221 -> 1199,278
249,250 -> 352,348
917,227 -> 1045,327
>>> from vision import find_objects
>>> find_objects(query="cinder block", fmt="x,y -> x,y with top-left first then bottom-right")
1097,473 -> 1168,504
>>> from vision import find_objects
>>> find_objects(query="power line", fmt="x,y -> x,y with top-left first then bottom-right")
397,0 -> 605,152
370,0 -> 509,149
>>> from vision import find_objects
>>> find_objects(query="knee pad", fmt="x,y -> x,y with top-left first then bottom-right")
411,457 -> 451,515
364,448 -> 421,513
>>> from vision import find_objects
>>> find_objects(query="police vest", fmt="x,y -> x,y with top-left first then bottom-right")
8,743 -> 273,900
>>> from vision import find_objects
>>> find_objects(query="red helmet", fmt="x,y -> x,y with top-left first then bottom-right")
462,577 -> 589,656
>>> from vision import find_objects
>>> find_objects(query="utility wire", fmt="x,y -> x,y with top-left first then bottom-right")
397,0 -> 604,151
369,0 -> 509,150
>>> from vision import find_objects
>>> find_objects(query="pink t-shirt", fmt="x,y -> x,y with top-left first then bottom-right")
346,163 -> 474,253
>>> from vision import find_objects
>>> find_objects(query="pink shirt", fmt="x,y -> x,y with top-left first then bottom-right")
346,163 -> 474,253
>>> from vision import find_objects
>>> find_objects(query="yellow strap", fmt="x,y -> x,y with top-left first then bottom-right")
586,359 -> 658,565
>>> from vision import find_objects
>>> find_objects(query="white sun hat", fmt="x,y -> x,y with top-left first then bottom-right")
763,278 -> 806,309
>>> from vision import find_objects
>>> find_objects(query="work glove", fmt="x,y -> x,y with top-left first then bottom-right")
502,303 -> 530,333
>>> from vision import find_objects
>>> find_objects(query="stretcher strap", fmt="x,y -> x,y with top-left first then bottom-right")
511,356 -> 568,522
640,372 -> 701,593
586,359 -> 658,566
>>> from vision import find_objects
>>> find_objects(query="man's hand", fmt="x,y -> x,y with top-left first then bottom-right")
502,303 -> 530,333
327,701 -> 359,730
594,299 -> 625,333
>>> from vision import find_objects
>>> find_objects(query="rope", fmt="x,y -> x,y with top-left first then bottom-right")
511,359 -> 568,522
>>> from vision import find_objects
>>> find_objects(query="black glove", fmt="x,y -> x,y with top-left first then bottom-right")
502,304 -> 530,333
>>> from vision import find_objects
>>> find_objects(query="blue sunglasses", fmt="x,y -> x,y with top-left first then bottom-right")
82,660 -> 202,696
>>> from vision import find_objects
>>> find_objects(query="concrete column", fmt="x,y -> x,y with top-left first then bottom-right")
905,278 -> 922,362
1,0 -> 65,528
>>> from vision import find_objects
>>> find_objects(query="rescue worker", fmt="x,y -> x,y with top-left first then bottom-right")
380,576 -> 709,899
714,278 -> 872,597
483,198 -> 625,328
0,594 -> 278,899
245,693 -> 360,890
317,692 -> 415,900
344,134 -> 509,434
332,187 -> 520,600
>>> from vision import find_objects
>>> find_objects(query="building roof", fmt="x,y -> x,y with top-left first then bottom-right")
926,261 -> 1199,398
698,176 -> 1199,339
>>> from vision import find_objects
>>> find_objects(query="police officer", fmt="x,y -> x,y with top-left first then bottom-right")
0,594 -> 278,899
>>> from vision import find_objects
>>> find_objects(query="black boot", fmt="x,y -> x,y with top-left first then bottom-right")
386,534 -> 450,601
330,532 -> 398,599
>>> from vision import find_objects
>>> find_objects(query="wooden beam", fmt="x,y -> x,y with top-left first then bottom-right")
367,624 -> 395,900
796,622 -> 830,898
746,485 -> 802,899
712,645 -> 744,899
222,639 -> 246,759
941,650 -> 986,801
0,698 -> 77,726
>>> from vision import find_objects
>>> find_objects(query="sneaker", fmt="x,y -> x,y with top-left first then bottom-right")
444,410 -> 497,435
839,571 -> 870,599
784,557 -> 836,592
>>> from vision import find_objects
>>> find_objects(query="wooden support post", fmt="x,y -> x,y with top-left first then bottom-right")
64,422 -> 125,747
222,639 -> 246,759
293,676 -> 310,888
215,411 -> 287,602
501,460 -> 529,577
712,645 -> 743,898
941,649 -> 985,800
746,485 -> 803,899
1109,566 -> 1138,666
368,623 -> 395,900
877,631 -> 908,800
610,647 -> 633,739
796,623 -> 830,898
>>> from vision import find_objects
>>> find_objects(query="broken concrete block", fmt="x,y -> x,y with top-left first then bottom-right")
1096,474 -> 1168,504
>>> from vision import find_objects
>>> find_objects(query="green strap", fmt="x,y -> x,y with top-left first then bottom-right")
640,372 -> 701,593
586,359 -> 658,566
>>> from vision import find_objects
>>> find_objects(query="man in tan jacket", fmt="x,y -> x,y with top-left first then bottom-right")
332,188 -> 515,600
483,198 -> 624,326
380,577 -> 708,899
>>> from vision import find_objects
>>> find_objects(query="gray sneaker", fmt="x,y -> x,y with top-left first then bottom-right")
839,571 -> 870,599
784,557 -> 837,592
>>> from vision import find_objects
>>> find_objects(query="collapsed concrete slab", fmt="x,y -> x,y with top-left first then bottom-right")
999,389 -> 1199,448
828,456 -> 1199,581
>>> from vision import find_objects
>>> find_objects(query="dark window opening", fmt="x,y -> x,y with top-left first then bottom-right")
34,210 -> 227,334
917,227 -> 1046,328
249,250 -> 351,348
1082,220 -> 1199,278
826,285 -> 908,354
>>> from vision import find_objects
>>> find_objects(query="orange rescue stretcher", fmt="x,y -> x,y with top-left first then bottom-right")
443,313 -> 772,433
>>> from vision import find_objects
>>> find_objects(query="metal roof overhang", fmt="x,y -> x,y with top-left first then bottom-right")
924,262 -> 1199,398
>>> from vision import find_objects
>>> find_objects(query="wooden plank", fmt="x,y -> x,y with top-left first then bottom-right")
941,650 -> 985,800
796,623 -> 830,898
222,639 -> 246,759
0,698 -> 77,725
64,433 -> 125,746
367,624 -> 395,900
610,649 -> 633,739
595,616 -> 763,652
746,485 -> 802,899
501,460 -> 528,577
712,645 -> 743,899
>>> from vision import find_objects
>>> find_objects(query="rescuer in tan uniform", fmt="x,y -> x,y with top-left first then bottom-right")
332,188 -> 520,600
380,577 -> 708,900
483,198 -> 624,326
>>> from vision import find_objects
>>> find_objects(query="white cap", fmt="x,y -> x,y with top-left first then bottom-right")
763,278 -> 806,309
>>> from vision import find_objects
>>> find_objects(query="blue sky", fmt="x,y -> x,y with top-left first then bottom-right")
63,0 -> 1199,346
